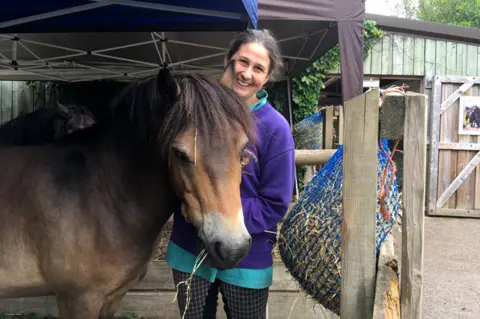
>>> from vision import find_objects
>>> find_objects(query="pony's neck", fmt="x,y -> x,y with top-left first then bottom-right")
91,116 -> 175,233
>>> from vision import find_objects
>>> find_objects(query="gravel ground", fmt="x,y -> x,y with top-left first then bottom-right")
153,219 -> 173,261
422,216 -> 480,318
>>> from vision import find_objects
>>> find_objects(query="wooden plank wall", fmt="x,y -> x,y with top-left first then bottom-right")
430,80 -> 480,217
0,261 -> 336,319
329,32 -> 480,77
0,80 -> 49,124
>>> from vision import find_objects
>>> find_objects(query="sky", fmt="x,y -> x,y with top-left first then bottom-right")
365,0 -> 396,15
365,0 -> 419,16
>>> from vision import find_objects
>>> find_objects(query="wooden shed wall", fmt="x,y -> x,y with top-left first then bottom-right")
328,32 -> 480,77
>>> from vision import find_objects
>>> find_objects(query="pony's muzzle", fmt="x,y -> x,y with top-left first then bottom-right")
199,210 -> 251,269
210,234 -> 252,268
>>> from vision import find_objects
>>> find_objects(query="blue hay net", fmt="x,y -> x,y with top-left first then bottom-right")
292,111 -> 323,150
278,138 -> 401,315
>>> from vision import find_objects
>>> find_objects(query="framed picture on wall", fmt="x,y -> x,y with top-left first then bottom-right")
458,96 -> 480,136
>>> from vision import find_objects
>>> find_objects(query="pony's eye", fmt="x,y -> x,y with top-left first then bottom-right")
173,148 -> 192,163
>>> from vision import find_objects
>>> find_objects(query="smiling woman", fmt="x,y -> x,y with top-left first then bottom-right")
166,29 -> 296,319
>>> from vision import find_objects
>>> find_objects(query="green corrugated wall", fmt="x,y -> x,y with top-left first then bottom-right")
329,32 -> 480,77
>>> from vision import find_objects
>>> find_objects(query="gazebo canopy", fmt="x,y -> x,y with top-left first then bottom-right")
0,0 -> 258,32
0,0 -> 365,103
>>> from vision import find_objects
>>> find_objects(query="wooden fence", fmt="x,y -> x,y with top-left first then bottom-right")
0,261 -> 328,319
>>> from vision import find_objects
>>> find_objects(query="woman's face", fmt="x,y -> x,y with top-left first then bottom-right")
226,42 -> 271,102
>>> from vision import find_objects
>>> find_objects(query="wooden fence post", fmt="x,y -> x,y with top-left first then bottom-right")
401,92 -> 427,319
340,89 -> 379,318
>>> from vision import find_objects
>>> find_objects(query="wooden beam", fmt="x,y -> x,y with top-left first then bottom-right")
436,151 -> 480,208
294,149 -> 336,165
428,77 -> 442,215
400,92 -> 428,319
325,106 -> 334,149
434,208 -> 480,218
340,89 -> 379,319
438,142 -> 480,151
476,167 -> 480,210
440,81 -> 475,114
338,105 -> 344,145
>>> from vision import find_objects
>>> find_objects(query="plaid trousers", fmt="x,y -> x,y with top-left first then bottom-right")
172,269 -> 269,319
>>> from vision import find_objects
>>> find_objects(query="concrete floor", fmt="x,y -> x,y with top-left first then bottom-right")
423,216 -> 480,318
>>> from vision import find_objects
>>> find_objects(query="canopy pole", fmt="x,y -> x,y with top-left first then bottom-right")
282,70 -> 299,198
337,20 -> 365,103
161,32 -> 166,65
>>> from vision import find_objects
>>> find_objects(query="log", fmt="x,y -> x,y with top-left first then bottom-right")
373,233 -> 400,319
295,149 -> 336,165
379,95 -> 406,140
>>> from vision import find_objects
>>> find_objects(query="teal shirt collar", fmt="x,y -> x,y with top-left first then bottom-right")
249,89 -> 268,112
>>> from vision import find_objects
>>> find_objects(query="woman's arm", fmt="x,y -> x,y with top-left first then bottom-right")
241,131 -> 296,235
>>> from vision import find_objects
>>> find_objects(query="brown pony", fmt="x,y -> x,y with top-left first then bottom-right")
0,68 -> 256,318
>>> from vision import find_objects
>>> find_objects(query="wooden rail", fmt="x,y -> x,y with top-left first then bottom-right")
0,261 -> 328,319
295,149 -> 336,165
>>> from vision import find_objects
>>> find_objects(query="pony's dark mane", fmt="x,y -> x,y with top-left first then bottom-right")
108,71 -> 257,156
0,107 -> 64,146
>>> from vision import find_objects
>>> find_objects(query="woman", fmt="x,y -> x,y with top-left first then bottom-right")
166,29 -> 296,319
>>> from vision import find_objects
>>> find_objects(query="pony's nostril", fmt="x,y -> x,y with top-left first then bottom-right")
213,241 -> 227,261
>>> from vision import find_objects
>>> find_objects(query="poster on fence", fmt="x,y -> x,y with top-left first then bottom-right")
458,96 -> 480,135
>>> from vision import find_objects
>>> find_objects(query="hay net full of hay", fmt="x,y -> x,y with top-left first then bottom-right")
278,138 -> 401,315
292,111 -> 323,150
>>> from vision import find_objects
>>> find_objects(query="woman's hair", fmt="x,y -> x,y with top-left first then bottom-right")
226,29 -> 284,81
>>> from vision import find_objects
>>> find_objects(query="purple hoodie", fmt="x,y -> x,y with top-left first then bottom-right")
169,101 -> 296,269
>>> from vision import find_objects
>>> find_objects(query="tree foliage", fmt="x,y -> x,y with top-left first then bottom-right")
416,0 -> 480,29
269,20 -> 385,125
391,0 -> 480,29
265,21 -> 384,193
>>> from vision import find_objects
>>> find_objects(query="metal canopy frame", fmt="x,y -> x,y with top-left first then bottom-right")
1,0 -> 366,109
0,26 -> 331,82
0,0 -> 259,82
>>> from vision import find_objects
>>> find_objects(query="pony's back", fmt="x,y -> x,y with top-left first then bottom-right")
0,104 -> 95,147
0,108 -> 60,146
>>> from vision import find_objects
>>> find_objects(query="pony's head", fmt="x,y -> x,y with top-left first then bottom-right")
56,102 -> 96,137
113,68 -> 256,269
160,69 -> 257,269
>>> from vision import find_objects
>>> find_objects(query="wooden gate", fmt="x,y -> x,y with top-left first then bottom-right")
428,76 -> 480,218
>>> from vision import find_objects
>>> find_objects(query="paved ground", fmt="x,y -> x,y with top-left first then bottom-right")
423,216 -> 480,318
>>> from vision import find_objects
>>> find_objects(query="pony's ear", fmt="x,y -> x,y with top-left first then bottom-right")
219,59 -> 236,89
157,67 -> 180,101
56,102 -> 71,117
